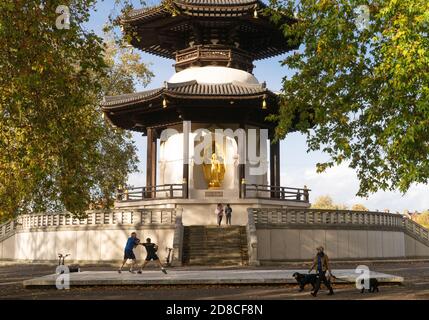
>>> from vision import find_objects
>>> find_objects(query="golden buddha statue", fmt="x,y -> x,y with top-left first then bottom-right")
203,153 -> 225,189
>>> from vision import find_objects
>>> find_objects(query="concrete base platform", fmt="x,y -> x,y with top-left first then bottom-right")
23,269 -> 404,288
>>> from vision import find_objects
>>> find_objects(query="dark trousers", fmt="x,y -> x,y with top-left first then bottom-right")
313,271 -> 334,294
226,214 -> 231,225
217,215 -> 223,226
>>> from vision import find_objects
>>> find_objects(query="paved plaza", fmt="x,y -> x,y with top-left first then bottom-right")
1,261 -> 429,299
23,269 -> 403,287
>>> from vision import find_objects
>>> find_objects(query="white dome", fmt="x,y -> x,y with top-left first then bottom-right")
168,66 -> 259,85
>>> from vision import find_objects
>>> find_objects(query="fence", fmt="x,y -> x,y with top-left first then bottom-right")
242,184 -> 310,203
116,184 -> 185,201
248,208 -> 429,245
2,209 -> 179,234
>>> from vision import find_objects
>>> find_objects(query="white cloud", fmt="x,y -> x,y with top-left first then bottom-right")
282,163 -> 428,212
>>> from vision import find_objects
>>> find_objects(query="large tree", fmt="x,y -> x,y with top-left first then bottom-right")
269,0 -> 429,196
311,195 -> 348,209
0,0 -> 151,220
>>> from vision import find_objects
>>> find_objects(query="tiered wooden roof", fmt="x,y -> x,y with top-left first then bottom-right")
102,0 -> 297,132
102,80 -> 278,132
121,0 -> 298,62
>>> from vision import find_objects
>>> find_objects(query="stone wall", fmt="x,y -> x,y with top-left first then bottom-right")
248,208 -> 429,264
0,209 -> 181,263
256,228 -> 406,261
0,226 -> 175,262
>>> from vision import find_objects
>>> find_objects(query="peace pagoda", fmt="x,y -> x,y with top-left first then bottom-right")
102,0 -> 310,228
2,1 -> 428,267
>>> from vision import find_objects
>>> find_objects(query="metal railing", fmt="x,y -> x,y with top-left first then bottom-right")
116,184 -> 186,201
242,184 -> 310,203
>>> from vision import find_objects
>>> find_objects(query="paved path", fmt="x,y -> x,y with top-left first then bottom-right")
23,269 -> 403,287
3,262 -> 429,299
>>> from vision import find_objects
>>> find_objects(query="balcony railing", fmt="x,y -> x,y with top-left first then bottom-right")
241,184 -> 310,203
116,184 -> 186,201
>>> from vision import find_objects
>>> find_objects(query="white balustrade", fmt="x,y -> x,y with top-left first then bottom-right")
0,209 -> 177,238
250,208 -> 428,245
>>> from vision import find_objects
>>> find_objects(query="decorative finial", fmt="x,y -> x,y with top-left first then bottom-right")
162,98 -> 167,108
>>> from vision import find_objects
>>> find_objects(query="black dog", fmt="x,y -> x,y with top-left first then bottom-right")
360,278 -> 379,293
292,272 -> 318,291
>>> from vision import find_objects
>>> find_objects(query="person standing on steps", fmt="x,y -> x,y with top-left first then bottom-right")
138,238 -> 167,274
215,203 -> 224,227
309,246 -> 334,297
225,204 -> 232,226
118,232 -> 140,274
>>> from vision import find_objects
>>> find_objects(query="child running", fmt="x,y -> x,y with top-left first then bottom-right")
138,238 -> 167,274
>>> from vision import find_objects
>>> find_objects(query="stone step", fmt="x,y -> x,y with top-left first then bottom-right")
183,251 -> 246,256
185,231 -> 245,237
183,252 -> 248,256
186,234 -> 246,239
185,249 -> 247,252
185,259 -> 247,266
184,246 -> 247,251
184,256 -> 244,261
184,241 -> 244,246
182,225 -> 248,266
184,246 -> 245,251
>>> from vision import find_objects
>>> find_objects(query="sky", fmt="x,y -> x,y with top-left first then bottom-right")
86,0 -> 428,213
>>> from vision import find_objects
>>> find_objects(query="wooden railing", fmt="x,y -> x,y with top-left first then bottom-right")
116,184 -> 186,201
175,45 -> 253,71
242,184 -> 310,203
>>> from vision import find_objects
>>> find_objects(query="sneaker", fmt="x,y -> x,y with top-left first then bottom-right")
311,292 -> 317,297
162,268 -> 167,274
137,270 -> 142,274
129,269 -> 136,274
118,269 -> 122,274
328,291 -> 334,296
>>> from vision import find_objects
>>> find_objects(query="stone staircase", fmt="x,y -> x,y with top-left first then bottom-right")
182,226 -> 249,266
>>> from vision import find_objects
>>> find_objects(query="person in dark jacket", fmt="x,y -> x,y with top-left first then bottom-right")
138,238 -> 167,274
225,204 -> 232,225
309,246 -> 334,296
